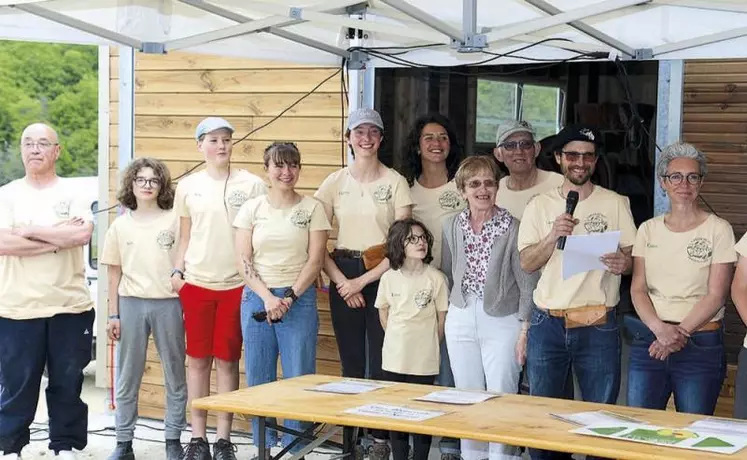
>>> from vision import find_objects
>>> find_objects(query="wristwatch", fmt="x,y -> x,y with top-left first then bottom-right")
108,314 -> 120,320
171,268 -> 184,279
283,288 -> 298,302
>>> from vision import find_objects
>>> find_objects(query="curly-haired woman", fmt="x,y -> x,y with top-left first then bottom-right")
101,157 -> 186,460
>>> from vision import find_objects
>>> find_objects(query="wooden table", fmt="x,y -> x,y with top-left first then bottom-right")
192,374 -> 747,460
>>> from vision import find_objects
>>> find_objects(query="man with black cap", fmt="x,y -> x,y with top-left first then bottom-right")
517,124 -> 636,460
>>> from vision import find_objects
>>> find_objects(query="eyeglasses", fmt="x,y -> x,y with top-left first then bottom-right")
134,177 -> 162,188
405,234 -> 427,245
466,179 -> 497,189
22,141 -> 58,150
500,140 -> 534,151
421,133 -> 449,143
561,151 -> 597,162
662,172 -> 703,186
352,127 -> 382,137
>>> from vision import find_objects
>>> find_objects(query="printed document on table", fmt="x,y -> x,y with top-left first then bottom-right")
344,403 -> 446,422
414,389 -> 500,405
562,231 -> 621,280
687,418 -> 747,437
307,379 -> 391,395
550,410 -> 644,427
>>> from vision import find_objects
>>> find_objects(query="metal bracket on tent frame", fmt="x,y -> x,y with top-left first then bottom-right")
141,42 -> 166,54
348,49 -> 370,70
633,48 -> 653,60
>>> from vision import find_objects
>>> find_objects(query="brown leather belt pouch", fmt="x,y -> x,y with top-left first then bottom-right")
362,243 -> 387,270
562,305 -> 609,329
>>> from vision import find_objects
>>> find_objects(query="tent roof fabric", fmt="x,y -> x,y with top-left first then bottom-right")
1,0 -> 747,66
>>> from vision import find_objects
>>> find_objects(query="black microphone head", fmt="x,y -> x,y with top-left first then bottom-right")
567,190 -> 579,205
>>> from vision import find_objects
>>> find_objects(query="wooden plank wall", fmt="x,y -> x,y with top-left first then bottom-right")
682,59 -> 747,417
107,48 -> 345,430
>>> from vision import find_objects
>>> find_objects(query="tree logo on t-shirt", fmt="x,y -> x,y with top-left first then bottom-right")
414,288 -> 432,309
290,208 -> 312,228
372,184 -> 392,203
53,200 -> 71,219
686,237 -> 712,263
226,190 -> 250,209
439,190 -> 463,210
157,230 -> 176,250
584,213 -> 608,233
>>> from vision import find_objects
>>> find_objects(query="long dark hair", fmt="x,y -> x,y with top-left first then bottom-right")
386,218 -> 434,270
401,113 -> 464,186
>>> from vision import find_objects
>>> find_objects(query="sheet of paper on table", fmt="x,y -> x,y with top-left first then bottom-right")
307,379 -> 392,395
344,403 -> 446,422
687,418 -> 747,437
572,423 -> 747,455
561,231 -> 621,280
413,389 -> 500,405
550,410 -> 644,427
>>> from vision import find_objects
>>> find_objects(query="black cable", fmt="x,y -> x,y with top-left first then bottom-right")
93,68 -> 343,216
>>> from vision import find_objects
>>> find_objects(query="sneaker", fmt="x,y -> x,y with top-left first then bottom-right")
182,438 -> 211,460
108,441 -> 135,460
55,451 -> 77,460
212,439 -> 237,460
368,442 -> 391,460
165,439 -> 183,460
0,453 -> 20,460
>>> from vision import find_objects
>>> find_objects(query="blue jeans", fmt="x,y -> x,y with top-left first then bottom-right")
0,310 -> 94,455
625,314 -> 726,415
526,307 -> 620,460
241,286 -> 319,450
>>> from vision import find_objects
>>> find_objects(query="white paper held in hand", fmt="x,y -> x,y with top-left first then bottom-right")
561,231 -> 621,280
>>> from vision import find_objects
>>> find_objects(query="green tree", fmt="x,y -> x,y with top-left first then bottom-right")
0,41 -> 98,185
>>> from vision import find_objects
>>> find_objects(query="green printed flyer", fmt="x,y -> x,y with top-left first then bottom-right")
572,424 -> 747,455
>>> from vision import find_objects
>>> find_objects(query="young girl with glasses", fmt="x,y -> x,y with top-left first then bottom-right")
374,218 -> 448,460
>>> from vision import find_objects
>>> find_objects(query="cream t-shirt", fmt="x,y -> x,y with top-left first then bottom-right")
175,169 -> 267,290
517,186 -> 637,310
410,180 -> 466,269
735,233 -> 747,348
633,214 -> 736,323
374,265 -> 449,376
100,210 -> 179,299
314,167 -> 413,252
0,178 -> 94,320
497,169 -> 565,219
233,195 -> 332,288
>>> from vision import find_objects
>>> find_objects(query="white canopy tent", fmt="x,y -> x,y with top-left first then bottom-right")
1,0 -> 745,385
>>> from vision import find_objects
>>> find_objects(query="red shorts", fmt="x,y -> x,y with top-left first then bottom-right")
178,283 -> 243,361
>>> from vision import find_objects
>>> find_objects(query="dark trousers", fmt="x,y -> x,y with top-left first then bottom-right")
329,254 -> 387,440
382,371 -> 435,460
0,310 -> 94,454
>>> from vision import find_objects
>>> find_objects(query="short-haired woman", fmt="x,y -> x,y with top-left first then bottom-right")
441,156 -> 537,460
234,142 -> 331,457
315,108 -> 413,460
102,158 -> 186,460
628,142 -> 735,415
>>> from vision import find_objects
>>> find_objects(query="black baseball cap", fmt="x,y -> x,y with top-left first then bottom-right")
550,124 -> 603,152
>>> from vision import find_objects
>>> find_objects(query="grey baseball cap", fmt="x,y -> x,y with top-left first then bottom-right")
195,117 -> 235,140
495,120 -> 535,146
347,108 -> 384,131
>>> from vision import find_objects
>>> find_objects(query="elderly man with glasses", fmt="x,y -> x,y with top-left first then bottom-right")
493,120 -> 564,221
0,123 -> 95,460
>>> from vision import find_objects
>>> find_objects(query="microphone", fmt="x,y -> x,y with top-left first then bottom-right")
557,190 -> 579,250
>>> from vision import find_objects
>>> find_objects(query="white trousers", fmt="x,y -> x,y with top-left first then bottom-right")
445,296 -> 522,460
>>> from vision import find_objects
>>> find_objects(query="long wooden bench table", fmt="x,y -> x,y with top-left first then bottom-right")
192,374 -> 747,460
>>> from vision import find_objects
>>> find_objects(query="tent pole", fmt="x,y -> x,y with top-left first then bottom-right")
653,59 -> 683,216
346,13 -> 375,165
118,46 -> 135,180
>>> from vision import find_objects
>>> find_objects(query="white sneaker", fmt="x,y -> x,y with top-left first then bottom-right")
0,453 -> 20,460
55,451 -> 76,460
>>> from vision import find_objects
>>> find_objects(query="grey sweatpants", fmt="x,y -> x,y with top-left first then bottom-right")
115,297 -> 187,442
